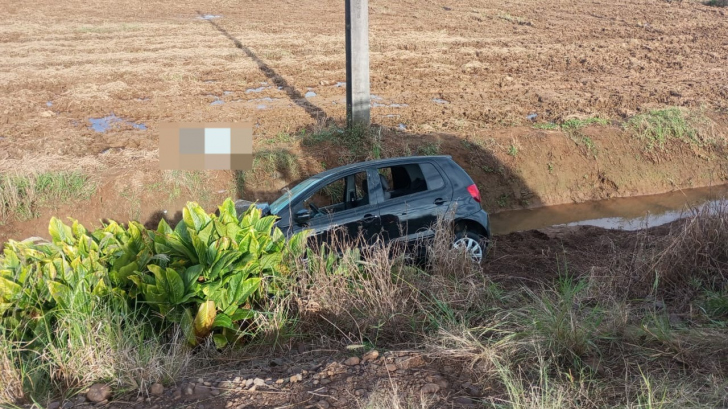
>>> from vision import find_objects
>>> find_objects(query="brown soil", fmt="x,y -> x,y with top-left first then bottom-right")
1,0 -> 728,239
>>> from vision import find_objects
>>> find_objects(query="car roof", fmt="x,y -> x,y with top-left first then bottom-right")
313,155 -> 453,179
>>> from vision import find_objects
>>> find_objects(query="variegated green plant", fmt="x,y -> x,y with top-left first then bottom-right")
0,198 -> 309,349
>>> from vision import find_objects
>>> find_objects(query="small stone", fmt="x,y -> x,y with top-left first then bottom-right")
362,350 -> 379,362
320,379 -> 331,385
211,388 -> 221,396
150,382 -> 164,395
76,396 -> 87,404
203,382 -> 212,386
253,378 -> 265,386
396,355 -> 425,370
136,396 -> 144,402
86,383 -> 112,403
183,385 -> 194,396
218,381 -> 234,389
344,356 -> 360,366
173,388 -> 182,399
198,404 -> 205,409
197,378 -> 204,384
313,380 -> 319,385
40,110 -> 55,118
48,402 -> 61,409
194,385 -> 210,395
97,400 -> 109,405
249,385 -> 257,392
290,374 -> 303,383
245,379 -> 254,387
233,377 -> 241,383
385,363 -> 397,371
145,397 -> 152,403
355,389 -> 366,396
421,383 -> 440,394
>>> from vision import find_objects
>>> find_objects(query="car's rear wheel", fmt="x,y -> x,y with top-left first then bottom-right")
452,231 -> 487,263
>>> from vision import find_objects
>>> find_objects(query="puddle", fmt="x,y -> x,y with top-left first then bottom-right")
246,86 -> 269,93
204,80 -> 217,83
88,114 -> 146,133
136,97 -> 150,102
526,113 -> 538,121
432,98 -> 449,104
304,91 -> 317,98
398,123 -> 407,131
251,97 -> 276,102
384,114 -> 400,118
371,94 -> 383,100
46,101 -> 53,107
210,99 -> 224,106
335,82 -> 346,88
257,105 -> 268,110
490,184 -> 728,235
197,15 -> 221,20
223,91 -> 233,95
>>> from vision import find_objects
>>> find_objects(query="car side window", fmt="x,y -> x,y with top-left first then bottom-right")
420,163 -> 445,190
299,171 -> 369,218
377,163 -> 437,200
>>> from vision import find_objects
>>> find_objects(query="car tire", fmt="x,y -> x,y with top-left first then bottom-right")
452,231 -> 487,263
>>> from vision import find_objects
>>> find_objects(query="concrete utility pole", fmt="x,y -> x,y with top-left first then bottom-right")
345,0 -> 371,127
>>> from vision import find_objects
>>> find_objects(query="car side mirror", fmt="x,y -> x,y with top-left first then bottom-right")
294,209 -> 312,224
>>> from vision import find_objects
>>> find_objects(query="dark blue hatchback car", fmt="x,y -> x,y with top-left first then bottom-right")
236,155 -> 491,261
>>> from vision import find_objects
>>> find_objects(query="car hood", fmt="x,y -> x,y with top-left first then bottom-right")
234,199 -> 271,217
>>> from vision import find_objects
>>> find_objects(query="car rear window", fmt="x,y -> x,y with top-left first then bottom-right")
377,162 -> 445,200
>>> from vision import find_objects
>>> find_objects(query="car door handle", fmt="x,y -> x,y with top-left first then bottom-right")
362,214 -> 378,223
434,198 -> 447,205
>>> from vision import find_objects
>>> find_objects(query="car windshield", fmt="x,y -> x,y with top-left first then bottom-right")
269,177 -> 321,215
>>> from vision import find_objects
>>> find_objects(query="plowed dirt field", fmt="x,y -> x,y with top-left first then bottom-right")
1,0 -> 727,240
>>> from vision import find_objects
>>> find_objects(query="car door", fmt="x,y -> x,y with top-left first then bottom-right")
289,170 -> 381,248
374,162 -> 453,244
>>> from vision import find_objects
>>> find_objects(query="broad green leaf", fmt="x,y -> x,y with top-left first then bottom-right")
0,277 -> 22,300
194,300 -> 216,339
49,218 -> 74,245
212,313 -> 234,330
233,277 -> 261,306
212,333 -> 228,349
230,308 -> 255,321
198,222 -> 214,245
48,281 -> 72,309
164,268 -> 185,304
157,218 -> 173,235
180,308 -> 197,346
183,265 -> 203,289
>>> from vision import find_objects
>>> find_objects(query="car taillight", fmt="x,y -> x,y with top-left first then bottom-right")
466,184 -> 481,203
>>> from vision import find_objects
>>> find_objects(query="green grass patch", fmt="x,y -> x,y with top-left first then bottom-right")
561,117 -> 609,131
625,107 -> 712,151
0,171 -> 95,222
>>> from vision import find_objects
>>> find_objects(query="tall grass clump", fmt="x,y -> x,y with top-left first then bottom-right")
0,171 -> 94,222
625,107 -> 717,152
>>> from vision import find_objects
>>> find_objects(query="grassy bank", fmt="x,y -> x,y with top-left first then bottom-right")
2,201 -> 728,407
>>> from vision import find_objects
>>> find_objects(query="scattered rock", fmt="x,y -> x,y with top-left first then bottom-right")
396,355 -> 425,370
203,381 -> 212,386
355,389 -> 366,397
150,382 -> 164,395
173,388 -> 182,400
290,374 -> 303,383
86,383 -> 112,403
218,381 -> 234,389
194,385 -> 210,396
385,363 -> 397,371
211,388 -> 221,396
362,350 -> 379,362
40,110 -> 55,118
245,379 -> 254,387
183,385 -> 194,396
76,395 -> 87,404
253,378 -> 265,386
344,356 -> 361,366
47,401 -> 61,409
421,383 -> 440,394
197,378 -> 204,384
